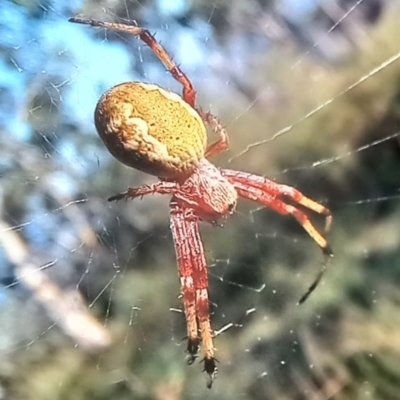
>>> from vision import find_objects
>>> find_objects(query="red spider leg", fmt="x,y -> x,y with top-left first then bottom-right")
200,111 -> 230,159
225,180 -> 332,302
222,170 -> 332,232
107,183 -> 205,360
170,202 -> 217,388
170,202 -> 200,364
107,181 -> 178,202
69,17 -> 196,107
225,178 -> 333,257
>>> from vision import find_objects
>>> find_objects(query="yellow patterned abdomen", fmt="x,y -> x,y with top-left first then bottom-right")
94,82 -> 207,179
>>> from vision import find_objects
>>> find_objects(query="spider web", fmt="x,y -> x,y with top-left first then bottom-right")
1,0 -> 400,398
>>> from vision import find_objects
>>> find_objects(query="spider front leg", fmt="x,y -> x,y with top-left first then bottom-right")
107,181 -> 178,202
69,17 -> 196,107
223,172 -> 333,303
170,202 -> 217,388
222,170 -> 333,255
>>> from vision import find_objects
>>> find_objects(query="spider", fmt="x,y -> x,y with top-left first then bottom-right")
69,17 -> 333,388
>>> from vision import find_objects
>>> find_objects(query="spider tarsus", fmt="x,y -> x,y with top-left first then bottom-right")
202,357 -> 218,389
69,17 -> 108,29
322,244 -> 334,258
68,17 -> 89,25
186,338 -> 200,364
298,247 -> 334,304
108,187 -> 143,202
107,193 -> 127,202
206,377 -> 213,389
298,265 -> 327,305
298,286 -> 316,305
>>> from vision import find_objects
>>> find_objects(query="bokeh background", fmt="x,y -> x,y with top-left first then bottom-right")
1,0 -> 400,399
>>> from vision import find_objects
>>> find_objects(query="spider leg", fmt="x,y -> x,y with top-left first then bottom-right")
201,111 -> 230,159
170,201 -> 217,388
107,181 -> 178,202
297,265 -> 326,305
170,202 -> 200,364
222,170 -> 332,232
225,178 -> 332,257
69,17 -> 196,107
227,181 -> 332,302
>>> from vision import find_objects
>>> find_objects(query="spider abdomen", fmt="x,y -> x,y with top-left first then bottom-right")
94,82 -> 207,179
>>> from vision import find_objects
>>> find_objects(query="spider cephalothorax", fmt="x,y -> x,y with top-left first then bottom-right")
70,17 -> 333,388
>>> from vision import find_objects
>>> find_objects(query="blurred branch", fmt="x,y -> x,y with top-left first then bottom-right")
0,220 -> 111,351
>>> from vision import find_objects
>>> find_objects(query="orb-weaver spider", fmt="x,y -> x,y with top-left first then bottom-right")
69,17 -> 332,388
